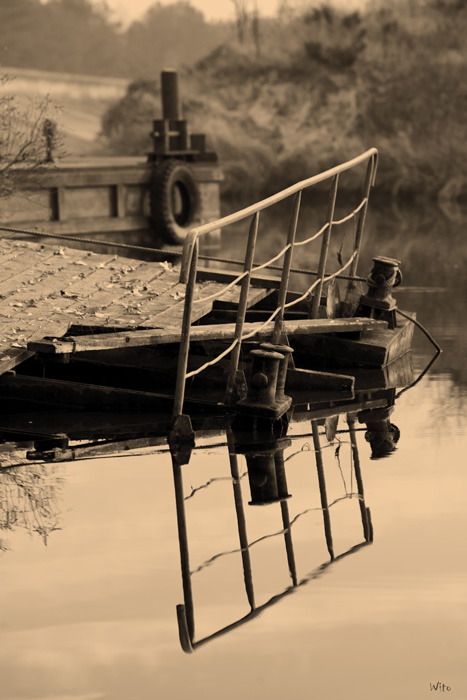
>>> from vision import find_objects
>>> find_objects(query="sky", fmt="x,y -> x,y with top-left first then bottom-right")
104,0 -> 280,24
101,0 -> 366,26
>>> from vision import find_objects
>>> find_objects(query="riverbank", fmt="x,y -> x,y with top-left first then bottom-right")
99,1 -> 467,204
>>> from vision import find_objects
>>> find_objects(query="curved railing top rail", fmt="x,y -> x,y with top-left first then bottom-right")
180,148 -> 378,280
188,148 -> 377,236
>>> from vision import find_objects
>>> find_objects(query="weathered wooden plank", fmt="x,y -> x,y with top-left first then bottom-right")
0,317 -> 71,374
0,348 -> 35,374
291,314 -> 415,369
0,247 -> 60,290
0,374 -> 177,411
211,284 -> 274,309
0,374 -> 227,412
0,252 -> 122,308
28,317 -> 388,354
292,397 -> 389,421
196,266 -> 282,289
46,260 -> 170,325
27,215 -> 151,235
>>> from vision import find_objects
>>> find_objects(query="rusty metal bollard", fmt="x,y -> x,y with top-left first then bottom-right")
236,347 -> 292,419
359,256 -> 402,311
259,341 -> 294,405
358,405 -> 400,459
358,256 -> 402,329
235,437 -> 292,506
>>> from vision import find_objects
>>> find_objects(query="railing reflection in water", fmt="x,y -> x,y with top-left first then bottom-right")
169,387 -> 405,654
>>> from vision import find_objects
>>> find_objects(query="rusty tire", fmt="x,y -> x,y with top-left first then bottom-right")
150,159 -> 200,245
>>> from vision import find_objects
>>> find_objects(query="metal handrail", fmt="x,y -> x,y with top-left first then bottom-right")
172,148 -> 378,421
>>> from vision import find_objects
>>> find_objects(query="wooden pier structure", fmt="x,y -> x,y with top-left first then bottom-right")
0,236 -> 388,371
0,147 -> 417,427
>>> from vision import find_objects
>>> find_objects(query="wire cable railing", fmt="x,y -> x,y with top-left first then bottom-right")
172,148 -> 378,421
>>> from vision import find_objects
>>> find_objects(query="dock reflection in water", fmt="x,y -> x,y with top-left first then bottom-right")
169,366 -> 414,653
0,350 -> 429,659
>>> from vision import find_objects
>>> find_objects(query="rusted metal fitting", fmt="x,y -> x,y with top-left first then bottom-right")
236,348 -> 292,419
259,342 -> 294,405
358,406 -> 400,459
235,437 -> 292,505
359,256 -> 402,311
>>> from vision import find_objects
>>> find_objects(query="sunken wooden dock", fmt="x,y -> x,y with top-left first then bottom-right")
0,237 -> 391,374
0,237 -> 268,372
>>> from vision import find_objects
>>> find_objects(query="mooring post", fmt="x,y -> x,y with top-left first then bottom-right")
236,347 -> 292,419
161,69 -> 182,120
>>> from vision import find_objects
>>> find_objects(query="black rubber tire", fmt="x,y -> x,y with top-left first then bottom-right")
150,159 -> 200,245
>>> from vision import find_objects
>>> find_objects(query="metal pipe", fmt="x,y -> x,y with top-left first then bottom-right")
182,149 -> 378,241
227,430 -> 256,609
161,69 -> 181,120
280,500 -> 298,586
311,420 -> 335,560
349,154 -> 377,280
172,238 -> 198,418
347,413 -> 370,541
172,455 -> 195,642
272,191 -> 301,344
225,212 -> 260,403
310,175 -> 339,319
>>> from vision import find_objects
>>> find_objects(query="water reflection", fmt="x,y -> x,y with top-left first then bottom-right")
0,350 -> 441,660
0,464 -> 64,551
171,380 -> 413,653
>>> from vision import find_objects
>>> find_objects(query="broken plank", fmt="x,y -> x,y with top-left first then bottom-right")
28,317 -> 388,354
0,348 -> 35,375
196,266 -> 282,289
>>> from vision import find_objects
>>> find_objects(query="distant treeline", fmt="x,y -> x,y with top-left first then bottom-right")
97,0 -> 467,202
0,0 -> 230,78
2,0 -> 467,202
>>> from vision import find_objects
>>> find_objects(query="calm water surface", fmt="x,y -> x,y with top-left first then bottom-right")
1,204 -> 467,700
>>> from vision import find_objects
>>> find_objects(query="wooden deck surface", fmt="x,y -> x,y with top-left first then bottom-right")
0,237 -> 269,375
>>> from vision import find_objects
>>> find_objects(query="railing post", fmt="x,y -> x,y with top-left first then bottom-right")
349,154 -> 377,280
310,174 -> 339,319
172,452 -> 195,652
172,238 -> 199,421
227,429 -> 256,609
347,413 -> 371,542
272,191 -> 302,344
311,420 -> 335,560
225,212 -> 260,404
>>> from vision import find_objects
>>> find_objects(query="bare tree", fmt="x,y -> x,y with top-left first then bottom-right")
0,74 -> 62,198
230,0 -> 249,44
252,0 -> 261,57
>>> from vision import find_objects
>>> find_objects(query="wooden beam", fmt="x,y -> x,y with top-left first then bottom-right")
0,374 -> 228,412
28,317 -> 388,355
196,266 -> 282,289
285,367 -> 354,393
